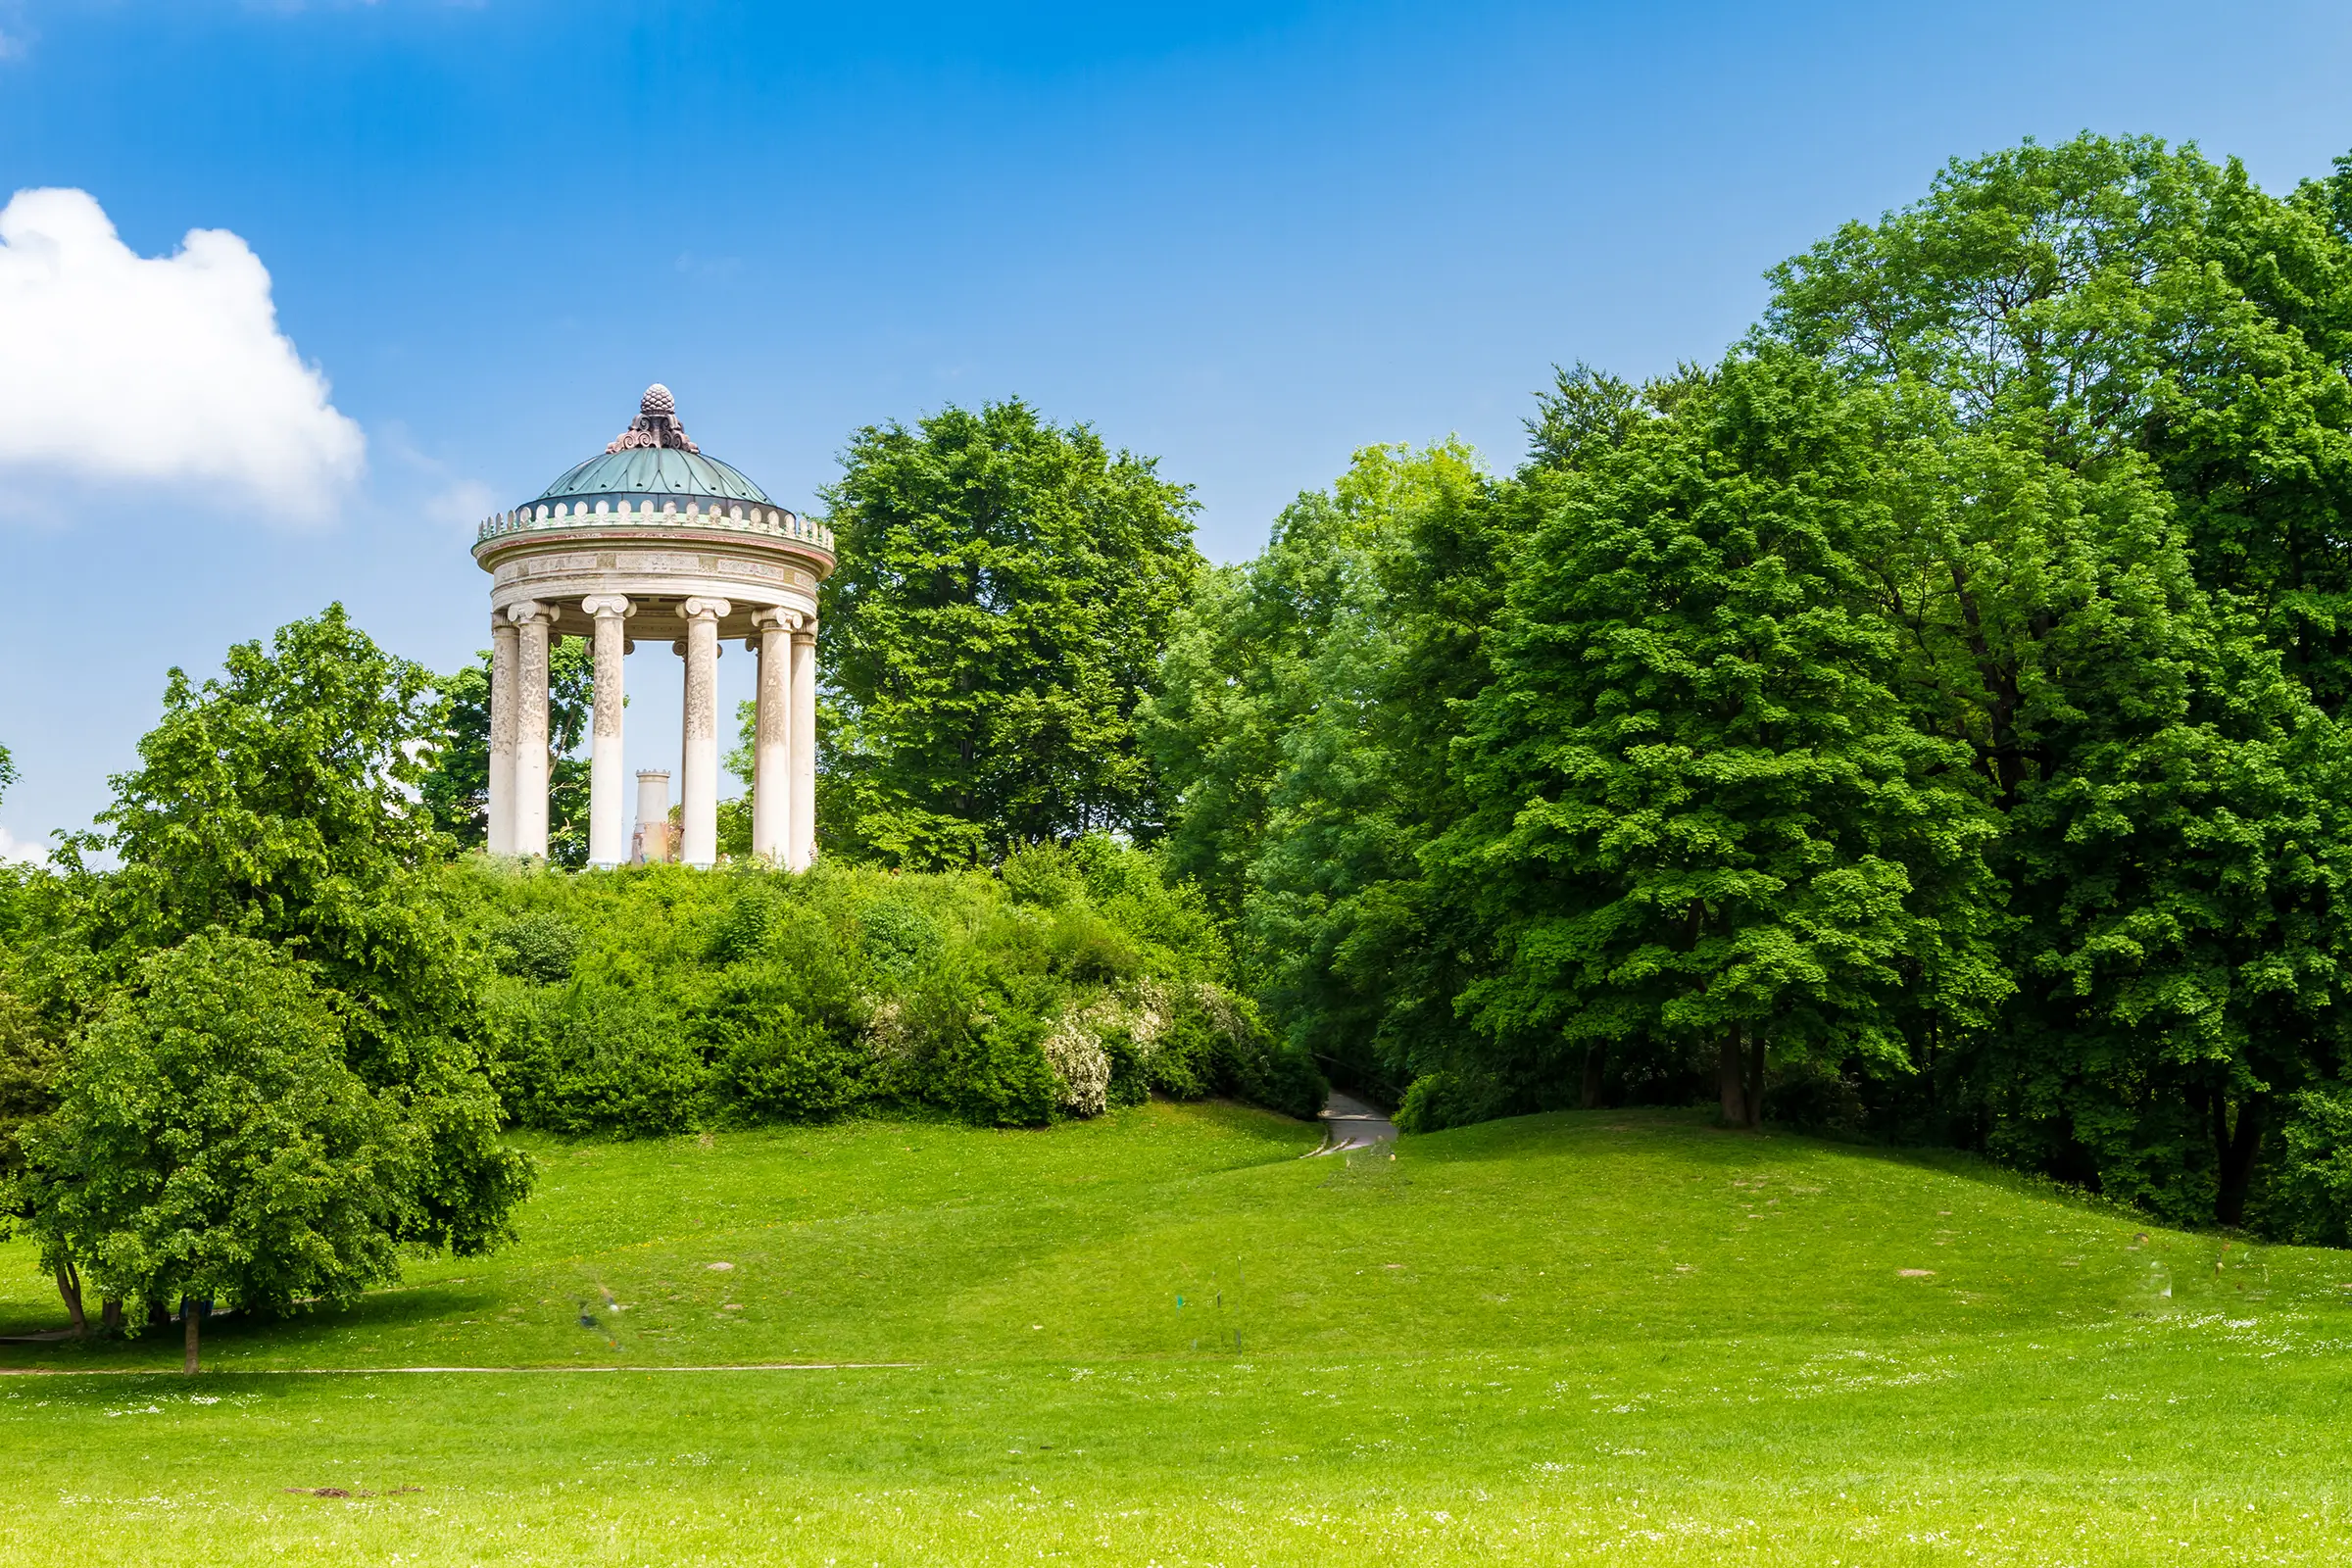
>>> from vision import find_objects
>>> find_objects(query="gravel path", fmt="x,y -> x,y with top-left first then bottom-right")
1312,1089 -> 1396,1154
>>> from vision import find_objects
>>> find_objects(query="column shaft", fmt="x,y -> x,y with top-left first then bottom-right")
486,616 -> 518,856
584,596 -> 631,867
752,612 -> 792,864
512,603 -> 554,858
787,621 -> 817,871
679,597 -> 730,867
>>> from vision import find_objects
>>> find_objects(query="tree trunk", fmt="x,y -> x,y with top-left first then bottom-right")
1581,1046 -> 1606,1110
53,1262 -> 85,1337
100,1298 -> 123,1333
1718,1029 -> 1746,1126
183,1302 -> 199,1375
1746,1032 -> 1768,1130
147,1299 -> 170,1329
2216,1095 -> 2266,1228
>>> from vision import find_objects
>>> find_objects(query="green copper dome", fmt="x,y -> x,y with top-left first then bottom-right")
522,384 -> 777,511
530,446 -> 773,508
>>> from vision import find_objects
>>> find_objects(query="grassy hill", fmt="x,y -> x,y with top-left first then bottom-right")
2,1102 -> 2348,1564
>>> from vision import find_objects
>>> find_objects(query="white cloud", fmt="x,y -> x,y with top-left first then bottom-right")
0,187 -> 365,521
0,825 -> 47,866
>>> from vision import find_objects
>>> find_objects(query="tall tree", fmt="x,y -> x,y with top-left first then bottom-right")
16,934 -> 422,1372
1143,441 -> 1501,1099
1764,131 -> 2352,710
1441,354 -> 2002,1127
61,607 -> 530,1257
819,399 -> 1200,868
1764,131 -> 2352,1222
1865,418 -> 2352,1225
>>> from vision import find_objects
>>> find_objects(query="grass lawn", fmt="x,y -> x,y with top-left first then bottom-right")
2,1100 -> 2350,1564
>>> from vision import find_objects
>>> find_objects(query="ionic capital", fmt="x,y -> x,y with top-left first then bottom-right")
791,615 -> 819,644
505,599 -> 559,627
580,594 -> 634,619
681,596 -> 732,622
749,606 -> 800,632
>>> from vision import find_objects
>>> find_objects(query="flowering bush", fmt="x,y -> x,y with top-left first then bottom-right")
463,838 -> 1322,1136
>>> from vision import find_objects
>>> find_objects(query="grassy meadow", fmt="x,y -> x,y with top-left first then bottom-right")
2,1100 -> 2350,1564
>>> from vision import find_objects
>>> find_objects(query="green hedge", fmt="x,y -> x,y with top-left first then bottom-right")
459,840 -> 1323,1137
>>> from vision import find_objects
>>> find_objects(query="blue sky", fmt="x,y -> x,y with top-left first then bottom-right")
4,0 -> 2352,851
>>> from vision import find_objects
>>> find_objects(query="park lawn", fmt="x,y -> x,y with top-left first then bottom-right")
0,1100 -> 2349,1564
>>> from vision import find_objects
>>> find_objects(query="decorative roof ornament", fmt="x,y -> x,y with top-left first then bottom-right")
606,383 -> 700,454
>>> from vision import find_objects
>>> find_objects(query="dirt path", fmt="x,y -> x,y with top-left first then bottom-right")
1311,1089 -> 1396,1154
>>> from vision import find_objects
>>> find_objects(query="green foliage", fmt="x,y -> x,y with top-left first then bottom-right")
1444,354 -> 2002,1123
1140,133 -> 2352,1241
0,867 -> 111,1188
492,979 -> 714,1138
487,912 -> 580,984
418,658 -> 491,848
1764,131 -> 2352,713
1144,439 -> 1500,1100
818,398 -> 1202,867
0,953 -> 62,1184
708,977 -> 869,1122
53,607 -> 532,1261
2258,1083 -> 2352,1245
14,934 -> 419,1320
464,842 -> 1320,1137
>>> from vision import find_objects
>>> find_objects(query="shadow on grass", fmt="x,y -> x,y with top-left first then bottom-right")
1398,1105 -> 2252,1246
0,1278 -> 513,1370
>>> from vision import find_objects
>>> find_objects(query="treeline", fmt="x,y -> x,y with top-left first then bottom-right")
1140,135 -> 2352,1240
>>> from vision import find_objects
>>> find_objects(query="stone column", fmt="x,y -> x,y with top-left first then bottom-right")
581,595 -> 632,868
634,769 -> 671,864
509,600 -> 557,858
487,614 -> 519,856
750,609 -> 794,864
678,597 -> 731,868
788,615 -> 817,871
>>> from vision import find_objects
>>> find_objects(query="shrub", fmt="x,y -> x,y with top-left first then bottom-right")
457,840 -> 1320,1138
2255,1086 -> 2352,1246
492,982 -> 710,1138
488,913 -> 581,984
708,974 -> 867,1122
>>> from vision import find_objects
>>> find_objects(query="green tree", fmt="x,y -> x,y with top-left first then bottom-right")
1142,450 -> 1435,921
1441,354 -> 2002,1127
1764,131 -> 2352,710
1866,420 -> 2352,1224
1765,132 -> 2352,1221
15,934 -> 421,1372
819,399 -> 1201,867
419,659 -> 492,847
66,607 -> 531,1256
1143,439 -> 1509,1101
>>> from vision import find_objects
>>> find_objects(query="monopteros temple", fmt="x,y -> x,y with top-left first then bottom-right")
472,384 -> 833,868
